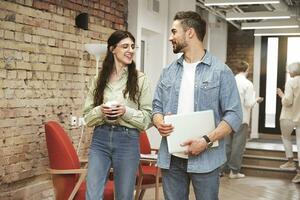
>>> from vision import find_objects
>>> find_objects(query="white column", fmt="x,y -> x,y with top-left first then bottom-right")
251,36 -> 262,138
128,0 -> 141,70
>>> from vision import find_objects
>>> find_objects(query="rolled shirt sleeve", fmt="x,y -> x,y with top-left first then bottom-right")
121,74 -> 153,130
219,68 -> 243,133
244,83 -> 257,108
83,78 -> 105,127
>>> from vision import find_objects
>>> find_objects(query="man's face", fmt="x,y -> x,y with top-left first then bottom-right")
245,67 -> 249,77
169,20 -> 188,54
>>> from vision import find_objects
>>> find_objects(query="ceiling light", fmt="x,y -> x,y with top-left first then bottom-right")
226,11 -> 291,20
205,0 -> 280,6
254,28 -> 300,36
242,19 -> 299,29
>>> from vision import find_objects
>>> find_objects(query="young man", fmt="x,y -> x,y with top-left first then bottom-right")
152,11 -> 242,199
223,61 -> 263,179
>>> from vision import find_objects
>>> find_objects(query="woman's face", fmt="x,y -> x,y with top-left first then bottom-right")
112,37 -> 135,67
289,72 -> 295,78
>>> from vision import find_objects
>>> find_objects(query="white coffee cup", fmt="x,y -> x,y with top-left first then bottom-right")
104,101 -> 119,121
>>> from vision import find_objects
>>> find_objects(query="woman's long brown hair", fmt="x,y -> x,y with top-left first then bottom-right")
93,30 -> 139,107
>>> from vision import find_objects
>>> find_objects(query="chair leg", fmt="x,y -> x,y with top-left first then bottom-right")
155,168 -> 160,200
138,189 -> 146,200
134,189 -> 139,200
68,171 -> 87,200
135,181 -> 142,200
135,167 -> 143,200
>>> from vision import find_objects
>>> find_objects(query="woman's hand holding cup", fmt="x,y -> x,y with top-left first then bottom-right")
101,101 -> 126,121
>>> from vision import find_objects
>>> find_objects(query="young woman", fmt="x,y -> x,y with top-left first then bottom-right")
277,62 -> 300,183
84,30 -> 152,199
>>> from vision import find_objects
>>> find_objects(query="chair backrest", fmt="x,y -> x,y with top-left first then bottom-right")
44,121 -> 81,200
139,131 -> 151,154
45,121 -> 80,169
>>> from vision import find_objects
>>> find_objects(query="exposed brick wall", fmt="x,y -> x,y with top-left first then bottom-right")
0,0 -> 127,199
226,24 -> 255,80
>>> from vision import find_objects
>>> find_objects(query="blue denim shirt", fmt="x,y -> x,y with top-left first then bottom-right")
152,51 -> 242,173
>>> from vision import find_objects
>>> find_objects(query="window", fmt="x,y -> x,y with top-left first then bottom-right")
265,37 -> 278,128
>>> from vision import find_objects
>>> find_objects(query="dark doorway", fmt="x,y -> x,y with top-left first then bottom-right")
259,36 -> 286,134
259,36 -> 300,134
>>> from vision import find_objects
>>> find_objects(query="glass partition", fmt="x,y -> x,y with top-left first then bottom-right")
265,37 -> 278,128
287,37 -> 300,81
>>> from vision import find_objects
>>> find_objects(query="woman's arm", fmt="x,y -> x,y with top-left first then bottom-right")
281,80 -> 294,107
121,74 -> 152,130
83,78 -> 105,127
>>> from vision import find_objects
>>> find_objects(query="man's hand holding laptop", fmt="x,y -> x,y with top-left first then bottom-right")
154,110 -> 217,155
181,138 -> 209,156
153,112 -> 213,156
153,112 -> 174,137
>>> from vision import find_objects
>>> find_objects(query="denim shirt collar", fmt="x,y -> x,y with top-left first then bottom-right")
176,50 -> 212,67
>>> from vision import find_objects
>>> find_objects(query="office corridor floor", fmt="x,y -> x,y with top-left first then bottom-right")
143,175 -> 300,200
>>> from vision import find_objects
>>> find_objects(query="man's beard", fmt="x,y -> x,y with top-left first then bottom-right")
172,41 -> 187,54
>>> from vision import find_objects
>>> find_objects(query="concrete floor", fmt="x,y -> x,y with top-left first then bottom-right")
142,175 -> 300,200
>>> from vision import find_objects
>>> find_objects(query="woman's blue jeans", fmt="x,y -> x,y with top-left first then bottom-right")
86,124 -> 140,200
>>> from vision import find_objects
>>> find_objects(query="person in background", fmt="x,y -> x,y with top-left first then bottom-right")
277,62 -> 300,183
152,11 -> 242,199
223,60 -> 263,179
83,30 -> 152,199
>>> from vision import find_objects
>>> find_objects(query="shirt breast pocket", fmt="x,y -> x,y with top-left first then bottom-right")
199,82 -> 220,107
159,80 -> 172,107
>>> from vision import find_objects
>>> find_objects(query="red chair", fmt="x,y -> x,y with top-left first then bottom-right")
45,121 -> 114,200
135,131 -> 162,200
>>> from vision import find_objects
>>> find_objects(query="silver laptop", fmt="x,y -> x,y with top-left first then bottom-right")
164,110 -> 218,154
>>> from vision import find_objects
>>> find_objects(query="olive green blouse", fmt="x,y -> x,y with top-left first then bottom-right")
83,68 -> 152,131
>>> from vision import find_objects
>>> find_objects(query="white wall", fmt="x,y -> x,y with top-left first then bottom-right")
141,29 -> 163,92
251,36 -> 262,138
206,14 -> 228,62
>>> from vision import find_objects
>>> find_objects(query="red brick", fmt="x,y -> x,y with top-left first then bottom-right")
33,1 -> 49,11
227,24 -> 254,76
0,0 -> 128,197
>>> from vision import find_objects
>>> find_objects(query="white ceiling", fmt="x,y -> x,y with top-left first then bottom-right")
197,0 -> 300,34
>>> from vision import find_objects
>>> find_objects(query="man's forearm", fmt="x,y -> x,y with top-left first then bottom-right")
207,120 -> 233,142
153,113 -> 164,127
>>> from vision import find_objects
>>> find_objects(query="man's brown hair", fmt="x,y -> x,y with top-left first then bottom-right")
174,11 -> 206,41
236,61 -> 249,73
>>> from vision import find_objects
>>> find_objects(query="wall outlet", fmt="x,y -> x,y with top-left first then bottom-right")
71,116 -> 77,126
78,117 -> 86,126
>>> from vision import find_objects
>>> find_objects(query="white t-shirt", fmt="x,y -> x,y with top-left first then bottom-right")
173,60 -> 199,159
235,73 -> 257,125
